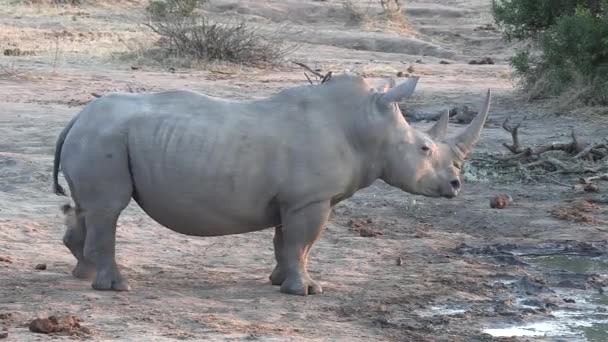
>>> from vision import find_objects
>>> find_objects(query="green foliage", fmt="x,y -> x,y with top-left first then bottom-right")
493,0 -> 608,105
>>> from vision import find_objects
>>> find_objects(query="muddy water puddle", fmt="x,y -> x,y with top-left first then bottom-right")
485,255 -> 608,341
452,242 -> 608,341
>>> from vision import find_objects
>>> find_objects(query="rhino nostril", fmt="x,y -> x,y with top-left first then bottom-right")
450,179 -> 461,190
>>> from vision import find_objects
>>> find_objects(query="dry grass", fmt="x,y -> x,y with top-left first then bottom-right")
342,0 -> 411,35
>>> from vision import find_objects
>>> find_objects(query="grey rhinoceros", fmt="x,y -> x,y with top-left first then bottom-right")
52,73 -> 491,295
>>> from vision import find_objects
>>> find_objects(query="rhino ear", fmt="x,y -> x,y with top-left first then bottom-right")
379,76 -> 419,105
427,110 -> 449,140
374,77 -> 397,93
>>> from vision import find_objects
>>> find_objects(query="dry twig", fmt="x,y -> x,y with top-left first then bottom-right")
291,61 -> 333,85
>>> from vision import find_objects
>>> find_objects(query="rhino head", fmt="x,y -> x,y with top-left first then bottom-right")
367,76 -> 491,198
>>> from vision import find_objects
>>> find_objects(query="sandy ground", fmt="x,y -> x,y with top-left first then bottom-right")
1,0 -> 607,341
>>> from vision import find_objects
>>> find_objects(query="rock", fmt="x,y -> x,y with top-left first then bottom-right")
407,65 -> 415,73
3,48 -> 21,56
469,57 -> 495,65
0,332 -> 7,339
474,24 -> 497,31
35,263 -> 47,270
396,71 -> 410,77
490,194 -> 512,209
415,59 -> 424,64
439,60 -> 451,65
520,298 -> 545,308
558,280 -> 588,290
584,183 -> 600,192
493,254 -> 527,266
0,256 -> 12,263
450,105 -> 478,124
563,298 -> 576,303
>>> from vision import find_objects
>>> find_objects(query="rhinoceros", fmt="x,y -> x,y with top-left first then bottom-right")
52,73 -> 491,295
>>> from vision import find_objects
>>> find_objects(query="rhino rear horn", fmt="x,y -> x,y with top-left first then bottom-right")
380,76 -> 419,104
427,109 -> 449,140
449,89 -> 492,157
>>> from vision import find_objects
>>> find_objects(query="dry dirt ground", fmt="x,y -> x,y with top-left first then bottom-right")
1,0 -> 607,341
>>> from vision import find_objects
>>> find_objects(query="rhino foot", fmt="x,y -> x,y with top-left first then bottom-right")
269,266 -> 286,285
72,261 -> 96,280
91,265 -> 130,291
280,274 -> 323,296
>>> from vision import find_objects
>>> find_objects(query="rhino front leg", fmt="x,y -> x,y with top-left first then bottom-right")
277,201 -> 330,296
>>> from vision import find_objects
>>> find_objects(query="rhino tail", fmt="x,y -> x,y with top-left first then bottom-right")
53,114 -> 79,196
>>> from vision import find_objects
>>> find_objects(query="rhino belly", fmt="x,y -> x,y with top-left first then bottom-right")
131,185 -> 281,236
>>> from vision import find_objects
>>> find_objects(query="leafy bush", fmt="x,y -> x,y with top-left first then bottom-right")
493,0 -> 608,105
144,0 -> 298,67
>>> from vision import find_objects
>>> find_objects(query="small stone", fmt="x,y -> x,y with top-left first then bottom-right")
396,257 -> 403,266
0,332 -> 7,339
490,194 -> 512,209
407,65 -> 415,73
35,264 -> 47,270
563,298 -> 576,303
439,60 -> 451,64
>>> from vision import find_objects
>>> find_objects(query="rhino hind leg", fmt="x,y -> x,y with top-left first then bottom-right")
270,225 -> 286,285
276,201 -> 329,296
63,144 -> 134,292
61,204 -> 95,279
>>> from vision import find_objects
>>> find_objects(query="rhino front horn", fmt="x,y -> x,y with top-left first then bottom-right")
449,89 -> 492,157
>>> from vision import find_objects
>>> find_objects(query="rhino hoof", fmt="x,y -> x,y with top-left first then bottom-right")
280,276 -> 323,296
92,278 -> 131,291
91,269 -> 131,291
269,267 -> 286,286
71,261 -> 96,280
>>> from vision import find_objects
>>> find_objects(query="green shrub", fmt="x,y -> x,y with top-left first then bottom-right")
492,0 -> 608,105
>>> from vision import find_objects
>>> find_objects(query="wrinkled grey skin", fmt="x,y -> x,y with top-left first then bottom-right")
52,73 -> 491,295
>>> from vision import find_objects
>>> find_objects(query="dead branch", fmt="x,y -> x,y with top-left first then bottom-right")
291,61 -> 324,78
497,117 -> 608,180
502,115 -> 526,153
303,72 -> 313,85
291,61 -> 332,85
581,174 -> 608,183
